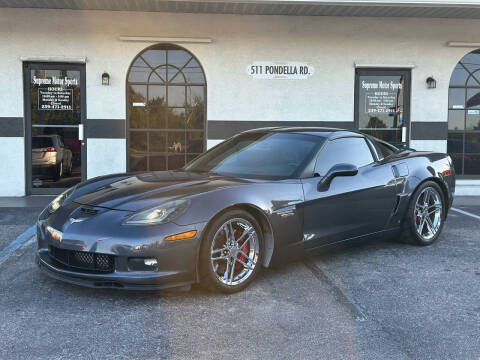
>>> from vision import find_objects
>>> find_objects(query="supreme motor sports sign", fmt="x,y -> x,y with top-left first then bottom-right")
246,62 -> 314,80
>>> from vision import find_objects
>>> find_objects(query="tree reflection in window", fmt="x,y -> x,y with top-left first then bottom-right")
126,44 -> 206,171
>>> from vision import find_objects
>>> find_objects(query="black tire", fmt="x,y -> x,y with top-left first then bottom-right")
199,209 -> 263,293
52,162 -> 62,181
65,160 -> 72,176
399,181 -> 446,246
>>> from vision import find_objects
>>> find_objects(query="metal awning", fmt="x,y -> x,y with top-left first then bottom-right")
2,0 -> 480,18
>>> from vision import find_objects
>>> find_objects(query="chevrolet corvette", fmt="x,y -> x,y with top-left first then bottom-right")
36,127 -> 455,293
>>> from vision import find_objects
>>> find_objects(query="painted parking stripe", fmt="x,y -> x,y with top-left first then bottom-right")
0,225 -> 36,267
303,258 -> 367,322
451,207 -> 480,221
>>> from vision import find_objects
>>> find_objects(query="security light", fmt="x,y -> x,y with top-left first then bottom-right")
102,72 -> 110,86
426,76 -> 436,89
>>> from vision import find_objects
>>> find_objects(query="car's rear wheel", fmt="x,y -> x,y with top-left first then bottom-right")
52,162 -> 63,181
199,209 -> 263,293
65,159 -> 72,176
400,181 -> 445,246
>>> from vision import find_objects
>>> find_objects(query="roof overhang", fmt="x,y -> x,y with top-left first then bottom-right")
2,0 -> 480,18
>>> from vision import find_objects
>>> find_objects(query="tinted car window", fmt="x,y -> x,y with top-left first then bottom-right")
32,137 -> 53,148
372,139 -> 396,159
315,137 -> 374,176
185,132 -> 323,179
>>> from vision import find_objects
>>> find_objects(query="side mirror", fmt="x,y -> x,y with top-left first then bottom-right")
317,163 -> 358,191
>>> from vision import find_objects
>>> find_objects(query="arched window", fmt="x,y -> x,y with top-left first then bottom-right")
126,44 -> 206,171
448,49 -> 480,175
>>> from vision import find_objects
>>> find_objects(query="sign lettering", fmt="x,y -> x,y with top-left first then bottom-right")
38,87 -> 73,111
246,62 -> 314,80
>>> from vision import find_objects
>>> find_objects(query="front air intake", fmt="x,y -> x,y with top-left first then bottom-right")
49,246 -> 115,273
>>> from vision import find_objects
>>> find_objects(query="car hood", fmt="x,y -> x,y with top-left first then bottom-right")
73,171 -> 250,212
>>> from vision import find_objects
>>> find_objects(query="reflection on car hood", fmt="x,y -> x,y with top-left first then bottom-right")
73,171 -> 250,212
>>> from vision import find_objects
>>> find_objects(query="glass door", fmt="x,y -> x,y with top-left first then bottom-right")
355,68 -> 411,146
24,63 -> 86,194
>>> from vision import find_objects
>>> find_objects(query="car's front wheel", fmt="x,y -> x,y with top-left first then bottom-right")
401,181 -> 445,246
199,209 -> 263,293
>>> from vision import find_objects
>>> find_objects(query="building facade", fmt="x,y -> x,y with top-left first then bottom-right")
1,1 -> 480,195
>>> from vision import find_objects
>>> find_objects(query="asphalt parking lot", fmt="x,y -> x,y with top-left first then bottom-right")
0,196 -> 479,360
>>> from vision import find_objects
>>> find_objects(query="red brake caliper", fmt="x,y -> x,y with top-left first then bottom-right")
236,230 -> 249,270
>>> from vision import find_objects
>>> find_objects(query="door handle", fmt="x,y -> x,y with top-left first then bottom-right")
78,124 -> 84,141
401,127 -> 407,143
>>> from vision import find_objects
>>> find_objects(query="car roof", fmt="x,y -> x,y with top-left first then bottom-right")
243,127 -> 364,140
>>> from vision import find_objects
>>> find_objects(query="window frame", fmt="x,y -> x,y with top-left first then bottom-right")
354,68 -> 411,147
448,49 -> 480,177
125,44 -> 207,172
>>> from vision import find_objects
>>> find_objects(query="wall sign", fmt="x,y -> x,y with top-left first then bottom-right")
38,86 -> 73,111
355,69 -> 410,146
362,80 -> 403,114
246,62 -> 314,80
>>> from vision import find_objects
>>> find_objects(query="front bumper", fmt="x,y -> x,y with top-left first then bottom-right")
36,250 -> 194,290
36,203 -> 207,290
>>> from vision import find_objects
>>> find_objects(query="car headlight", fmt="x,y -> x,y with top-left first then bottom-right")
123,199 -> 190,226
47,186 -> 76,214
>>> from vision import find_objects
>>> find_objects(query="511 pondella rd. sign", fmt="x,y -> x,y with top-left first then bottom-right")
246,62 -> 315,80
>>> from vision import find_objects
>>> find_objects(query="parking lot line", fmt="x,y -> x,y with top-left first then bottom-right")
0,225 -> 36,266
303,258 -> 367,322
451,207 -> 480,221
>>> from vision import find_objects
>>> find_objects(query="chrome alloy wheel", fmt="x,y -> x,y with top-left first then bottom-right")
414,187 -> 443,241
210,218 -> 259,286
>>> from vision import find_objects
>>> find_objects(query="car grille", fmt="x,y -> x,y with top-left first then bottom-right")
49,246 -> 115,273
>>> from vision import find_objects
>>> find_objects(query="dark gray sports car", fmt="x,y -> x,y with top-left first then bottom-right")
36,127 -> 455,293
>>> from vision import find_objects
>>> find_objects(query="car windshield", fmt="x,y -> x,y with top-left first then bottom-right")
32,137 -> 53,148
184,132 -> 323,179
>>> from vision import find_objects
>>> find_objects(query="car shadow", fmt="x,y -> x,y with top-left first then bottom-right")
28,231 -> 447,302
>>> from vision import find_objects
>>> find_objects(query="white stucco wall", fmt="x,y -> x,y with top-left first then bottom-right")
206,139 -> 224,149
86,138 -> 126,179
0,137 -> 25,196
0,8 -> 477,122
410,140 -> 447,153
0,8 -> 478,194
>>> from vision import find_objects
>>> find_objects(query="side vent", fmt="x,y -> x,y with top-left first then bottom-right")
392,195 -> 401,215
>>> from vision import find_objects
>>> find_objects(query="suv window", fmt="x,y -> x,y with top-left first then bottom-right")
56,136 -> 64,147
315,137 -> 374,176
32,137 -> 53,148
